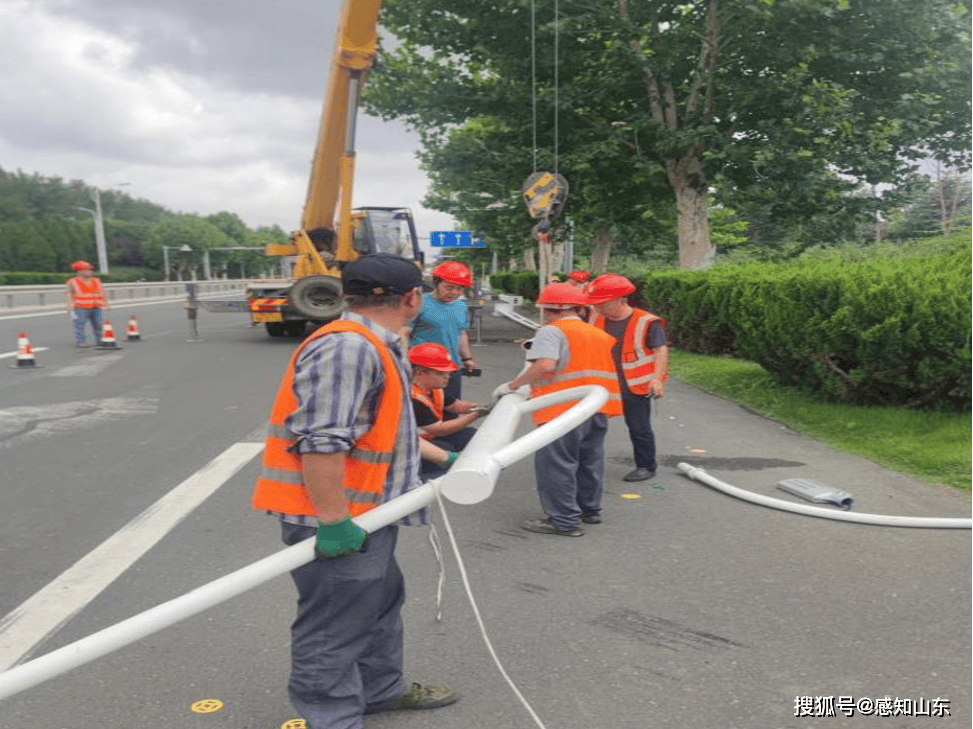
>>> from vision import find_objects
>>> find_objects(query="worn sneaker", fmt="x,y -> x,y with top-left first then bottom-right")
623,467 -> 656,482
581,514 -> 602,524
521,517 -> 584,537
366,682 -> 459,714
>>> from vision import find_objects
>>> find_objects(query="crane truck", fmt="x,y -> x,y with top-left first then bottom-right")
204,0 -> 424,337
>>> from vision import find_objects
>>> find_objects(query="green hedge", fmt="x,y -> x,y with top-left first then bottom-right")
0,267 -> 163,284
490,235 -> 970,411
488,270 -> 540,300
637,247 -> 970,411
0,271 -> 75,285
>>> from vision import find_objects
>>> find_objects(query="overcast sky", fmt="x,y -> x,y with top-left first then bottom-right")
0,0 -> 456,247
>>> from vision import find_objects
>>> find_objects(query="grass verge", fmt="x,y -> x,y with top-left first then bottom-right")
669,349 -> 971,493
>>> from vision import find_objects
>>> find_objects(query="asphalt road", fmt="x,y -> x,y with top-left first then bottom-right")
0,301 -> 968,729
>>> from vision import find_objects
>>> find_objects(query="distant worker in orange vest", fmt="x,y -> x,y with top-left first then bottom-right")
251,253 -> 459,729
408,342 -> 485,480
587,274 -> 669,482
492,283 -> 622,536
66,260 -> 108,348
565,269 -> 593,320
565,269 -> 591,288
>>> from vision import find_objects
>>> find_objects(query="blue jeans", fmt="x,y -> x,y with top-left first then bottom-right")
72,308 -> 102,345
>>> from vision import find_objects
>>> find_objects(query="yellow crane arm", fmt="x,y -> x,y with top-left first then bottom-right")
299,0 -> 383,267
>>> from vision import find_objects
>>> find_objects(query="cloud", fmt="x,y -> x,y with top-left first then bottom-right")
0,0 -> 455,236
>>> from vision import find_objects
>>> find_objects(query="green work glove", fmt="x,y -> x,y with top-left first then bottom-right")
315,517 -> 368,559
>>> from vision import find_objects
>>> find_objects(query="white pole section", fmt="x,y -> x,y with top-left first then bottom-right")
0,385 -> 608,701
439,385 -> 608,505
677,463 -> 972,529
0,483 -> 435,702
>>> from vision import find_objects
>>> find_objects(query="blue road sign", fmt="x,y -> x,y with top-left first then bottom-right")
430,231 -> 485,248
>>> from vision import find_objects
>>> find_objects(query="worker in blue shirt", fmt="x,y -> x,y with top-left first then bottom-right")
410,261 -> 478,401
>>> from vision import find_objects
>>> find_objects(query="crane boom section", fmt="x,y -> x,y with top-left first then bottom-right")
301,0 -> 382,250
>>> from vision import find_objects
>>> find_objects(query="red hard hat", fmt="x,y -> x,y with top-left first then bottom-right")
408,343 -> 459,372
586,274 -> 636,304
567,270 -> 591,283
71,260 -> 94,272
535,282 -> 589,309
432,261 -> 472,287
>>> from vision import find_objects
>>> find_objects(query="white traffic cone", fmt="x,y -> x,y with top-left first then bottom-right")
126,315 -> 142,341
10,332 -> 41,369
97,320 -> 119,349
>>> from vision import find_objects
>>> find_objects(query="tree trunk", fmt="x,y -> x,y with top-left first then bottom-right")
668,155 -> 716,269
522,247 -> 536,270
537,239 -> 550,291
591,229 -> 612,273
549,240 -> 565,277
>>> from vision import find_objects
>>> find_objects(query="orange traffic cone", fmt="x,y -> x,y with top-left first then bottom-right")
10,332 -> 41,369
126,315 -> 142,341
97,320 -> 119,349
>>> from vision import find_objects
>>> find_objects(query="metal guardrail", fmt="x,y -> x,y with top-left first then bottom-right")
0,281 -> 249,311
0,385 -> 609,701
493,294 -> 540,332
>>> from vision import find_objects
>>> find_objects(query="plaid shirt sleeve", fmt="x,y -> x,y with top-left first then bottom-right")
284,332 -> 383,455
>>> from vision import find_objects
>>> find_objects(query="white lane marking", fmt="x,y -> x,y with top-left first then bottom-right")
0,348 -> 50,360
0,441 -> 265,671
49,353 -> 124,377
0,397 -> 159,448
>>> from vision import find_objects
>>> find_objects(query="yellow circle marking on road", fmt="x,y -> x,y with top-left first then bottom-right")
281,720 -> 307,729
190,698 -> 224,714
620,493 -> 642,500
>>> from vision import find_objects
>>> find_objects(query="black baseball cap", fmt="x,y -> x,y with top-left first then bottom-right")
342,253 -> 423,296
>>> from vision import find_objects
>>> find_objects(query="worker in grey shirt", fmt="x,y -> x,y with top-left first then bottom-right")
493,283 -> 622,536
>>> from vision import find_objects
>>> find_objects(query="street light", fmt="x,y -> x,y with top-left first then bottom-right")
75,183 -> 130,275
202,246 -> 265,280
162,244 -> 192,281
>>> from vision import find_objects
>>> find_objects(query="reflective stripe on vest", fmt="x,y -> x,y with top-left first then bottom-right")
251,320 -> 403,518
67,277 -> 106,308
411,384 -> 444,439
594,310 -> 667,396
530,319 -> 622,425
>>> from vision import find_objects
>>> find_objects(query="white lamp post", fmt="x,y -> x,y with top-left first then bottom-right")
75,184 -> 131,275
162,244 -> 192,281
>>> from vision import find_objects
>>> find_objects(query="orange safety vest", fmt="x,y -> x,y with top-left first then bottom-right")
530,318 -> 623,425
67,276 -> 106,308
251,319 -> 404,518
593,310 -> 668,396
410,384 -> 445,440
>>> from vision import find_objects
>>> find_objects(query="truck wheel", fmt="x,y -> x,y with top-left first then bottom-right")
285,321 -> 307,337
287,276 -> 344,320
265,322 -> 286,337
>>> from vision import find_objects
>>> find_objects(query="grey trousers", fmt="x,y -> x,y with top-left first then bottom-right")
281,522 -> 408,729
532,414 -> 608,531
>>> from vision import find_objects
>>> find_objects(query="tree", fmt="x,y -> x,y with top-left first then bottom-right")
884,167 -> 972,240
145,215 -> 234,279
367,0 -> 971,268
4,219 -> 57,271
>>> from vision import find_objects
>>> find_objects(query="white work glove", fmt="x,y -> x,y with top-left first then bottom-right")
491,382 -> 515,403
